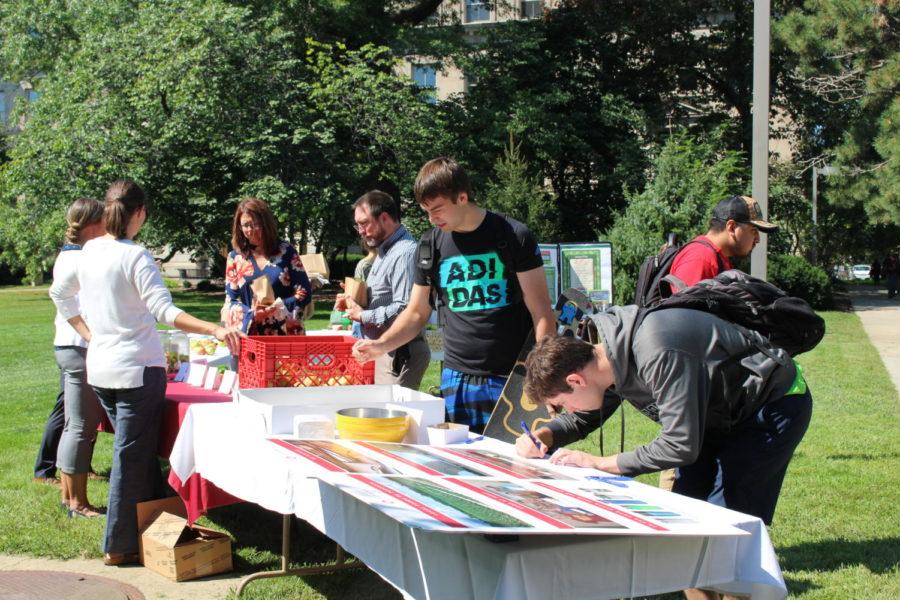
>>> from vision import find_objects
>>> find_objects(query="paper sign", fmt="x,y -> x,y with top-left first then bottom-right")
187,364 -> 208,387
174,363 -> 189,383
203,368 -> 221,390
218,370 -> 237,395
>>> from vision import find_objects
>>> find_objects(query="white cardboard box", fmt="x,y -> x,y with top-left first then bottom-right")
236,385 -> 444,443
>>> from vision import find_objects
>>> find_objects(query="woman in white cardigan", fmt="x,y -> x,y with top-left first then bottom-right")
50,180 -> 242,566
52,198 -> 107,518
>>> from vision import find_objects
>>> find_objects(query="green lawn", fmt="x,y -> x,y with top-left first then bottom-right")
0,287 -> 897,599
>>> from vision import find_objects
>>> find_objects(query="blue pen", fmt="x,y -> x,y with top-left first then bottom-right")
520,420 -> 544,454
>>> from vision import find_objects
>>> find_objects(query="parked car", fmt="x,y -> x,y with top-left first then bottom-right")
852,264 -> 871,280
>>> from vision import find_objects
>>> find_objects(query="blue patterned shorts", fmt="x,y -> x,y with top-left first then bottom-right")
440,368 -> 507,434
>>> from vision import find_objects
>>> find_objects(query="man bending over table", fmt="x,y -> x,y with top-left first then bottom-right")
516,306 -> 812,600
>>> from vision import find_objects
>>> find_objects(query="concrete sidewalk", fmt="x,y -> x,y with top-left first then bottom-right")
849,285 -> 900,397
0,553 -> 243,599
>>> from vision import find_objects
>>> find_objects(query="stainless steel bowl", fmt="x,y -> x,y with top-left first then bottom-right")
336,407 -> 407,419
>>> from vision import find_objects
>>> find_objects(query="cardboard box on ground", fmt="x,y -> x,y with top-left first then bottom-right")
137,496 -> 233,582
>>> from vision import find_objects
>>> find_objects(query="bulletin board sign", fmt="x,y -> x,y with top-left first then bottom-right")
538,244 -> 560,306
559,243 -> 613,304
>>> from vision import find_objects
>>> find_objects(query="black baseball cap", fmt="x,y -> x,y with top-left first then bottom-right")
712,195 -> 778,233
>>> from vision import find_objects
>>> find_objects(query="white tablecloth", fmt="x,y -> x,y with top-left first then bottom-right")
169,403 -> 787,600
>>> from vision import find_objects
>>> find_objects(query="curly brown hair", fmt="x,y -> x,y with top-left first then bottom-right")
524,335 -> 596,403
231,197 -> 280,257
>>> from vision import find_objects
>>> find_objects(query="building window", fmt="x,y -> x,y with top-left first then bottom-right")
412,64 -> 437,104
521,0 -> 542,19
465,0 -> 492,23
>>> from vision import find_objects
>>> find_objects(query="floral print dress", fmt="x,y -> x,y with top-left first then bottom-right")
223,241 -> 312,335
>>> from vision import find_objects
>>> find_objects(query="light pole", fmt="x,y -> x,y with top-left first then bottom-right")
811,164 -> 836,266
750,0 -> 771,281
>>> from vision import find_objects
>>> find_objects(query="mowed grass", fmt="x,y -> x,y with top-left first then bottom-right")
0,286 -> 897,599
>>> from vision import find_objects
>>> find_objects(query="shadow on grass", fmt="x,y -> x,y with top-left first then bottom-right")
780,537 -> 899,574
205,502 -> 401,599
782,575 -> 818,596
826,452 -> 900,461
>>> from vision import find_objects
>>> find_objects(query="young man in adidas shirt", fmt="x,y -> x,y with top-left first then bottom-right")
669,195 -> 778,291
353,157 -> 555,433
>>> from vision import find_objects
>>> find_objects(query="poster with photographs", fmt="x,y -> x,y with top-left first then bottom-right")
269,439 -> 747,537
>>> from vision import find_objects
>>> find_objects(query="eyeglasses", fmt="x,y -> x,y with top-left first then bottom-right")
354,220 -> 371,232
240,221 -> 259,231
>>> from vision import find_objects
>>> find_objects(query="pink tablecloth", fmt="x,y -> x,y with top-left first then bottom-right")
161,381 -> 243,522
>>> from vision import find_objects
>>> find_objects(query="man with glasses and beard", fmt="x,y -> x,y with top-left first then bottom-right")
341,190 -> 430,388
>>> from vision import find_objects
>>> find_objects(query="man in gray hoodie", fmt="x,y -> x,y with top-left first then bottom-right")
516,306 -> 812,526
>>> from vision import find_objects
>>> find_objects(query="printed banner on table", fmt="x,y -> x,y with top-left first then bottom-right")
268,439 -> 748,537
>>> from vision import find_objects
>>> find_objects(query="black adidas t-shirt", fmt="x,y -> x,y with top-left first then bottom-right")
415,211 -> 543,377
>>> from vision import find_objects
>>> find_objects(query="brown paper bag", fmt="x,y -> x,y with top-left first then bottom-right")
251,276 -> 275,307
299,253 -> 329,279
344,277 -> 368,308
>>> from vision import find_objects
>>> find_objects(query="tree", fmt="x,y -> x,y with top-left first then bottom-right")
775,0 -> 899,224
483,132 -> 560,242
605,128 -> 747,304
0,0 -> 450,281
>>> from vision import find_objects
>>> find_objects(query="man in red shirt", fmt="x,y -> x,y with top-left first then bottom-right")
670,195 -> 779,290
660,195 -> 778,498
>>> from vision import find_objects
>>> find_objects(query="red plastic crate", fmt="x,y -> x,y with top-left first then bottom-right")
239,335 -> 374,389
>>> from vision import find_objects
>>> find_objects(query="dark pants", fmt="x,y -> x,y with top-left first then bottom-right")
94,367 -> 167,554
673,388 -> 813,525
34,371 -> 65,479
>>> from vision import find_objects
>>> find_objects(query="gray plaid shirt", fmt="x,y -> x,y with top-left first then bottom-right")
360,224 -> 419,340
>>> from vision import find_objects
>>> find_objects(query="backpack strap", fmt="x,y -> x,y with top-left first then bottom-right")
690,238 -> 726,274
486,212 -> 523,303
416,228 -> 445,325
416,228 -> 438,288
663,238 -> 726,294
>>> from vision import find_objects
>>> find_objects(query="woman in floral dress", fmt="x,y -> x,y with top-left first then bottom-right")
223,197 -> 312,335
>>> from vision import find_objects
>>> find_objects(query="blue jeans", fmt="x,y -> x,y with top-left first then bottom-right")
93,367 -> 167,554
673,388 -> 813,525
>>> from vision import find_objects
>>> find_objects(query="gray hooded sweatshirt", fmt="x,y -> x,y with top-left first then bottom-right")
545,305 -> 797,476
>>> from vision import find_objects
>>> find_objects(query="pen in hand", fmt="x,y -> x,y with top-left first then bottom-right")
520,420 -> 545,456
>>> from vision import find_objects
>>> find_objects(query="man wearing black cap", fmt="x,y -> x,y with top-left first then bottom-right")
669,195 -> 779,292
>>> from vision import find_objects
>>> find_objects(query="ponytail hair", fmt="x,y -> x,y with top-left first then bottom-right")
104,180 -> 147,239
64,198 -> 104,244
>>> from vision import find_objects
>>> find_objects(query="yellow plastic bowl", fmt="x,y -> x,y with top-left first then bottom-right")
335,407 -> 409,442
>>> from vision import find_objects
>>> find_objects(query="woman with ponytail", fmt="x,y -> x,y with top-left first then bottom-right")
50,180 -> 243,566
49,198 -> 106,517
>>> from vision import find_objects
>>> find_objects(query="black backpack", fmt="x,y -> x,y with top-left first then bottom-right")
633,237 -> 724,308
643,269 -> 825,356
